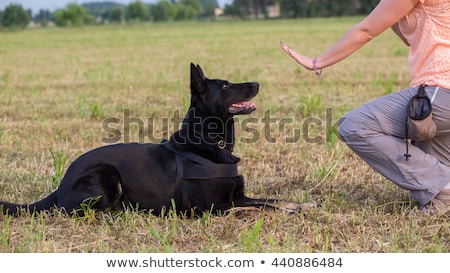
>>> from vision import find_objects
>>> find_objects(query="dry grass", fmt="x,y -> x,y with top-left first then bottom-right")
1,18 -> 449,253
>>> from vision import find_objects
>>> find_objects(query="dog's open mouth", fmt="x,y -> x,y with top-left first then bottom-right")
228,101 -> 257,114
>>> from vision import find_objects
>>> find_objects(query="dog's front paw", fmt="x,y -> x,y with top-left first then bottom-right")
277,201 -> 319,214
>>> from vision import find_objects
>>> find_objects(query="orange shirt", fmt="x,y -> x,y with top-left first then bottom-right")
398,0 -> 450,89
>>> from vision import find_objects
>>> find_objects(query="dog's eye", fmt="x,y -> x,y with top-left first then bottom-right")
222,82 -> 230,89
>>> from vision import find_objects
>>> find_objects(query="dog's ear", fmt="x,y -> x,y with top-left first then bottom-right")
190,63 -> 205,93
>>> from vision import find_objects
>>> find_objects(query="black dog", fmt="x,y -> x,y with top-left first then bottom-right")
0,63 -> 307,216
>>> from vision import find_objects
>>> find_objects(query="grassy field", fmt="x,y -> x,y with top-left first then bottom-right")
1,18 -> 449,253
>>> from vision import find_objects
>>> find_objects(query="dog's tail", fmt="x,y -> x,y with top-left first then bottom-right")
0,191 -> 57,216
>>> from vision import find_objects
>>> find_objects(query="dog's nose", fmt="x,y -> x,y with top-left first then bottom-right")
251,82 -> 259,92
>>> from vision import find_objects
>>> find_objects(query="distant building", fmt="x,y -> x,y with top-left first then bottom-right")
267,3 -> 280,18
215,7 -> 224,17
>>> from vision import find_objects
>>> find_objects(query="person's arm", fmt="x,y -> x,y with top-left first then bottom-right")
280,0 -> 419,71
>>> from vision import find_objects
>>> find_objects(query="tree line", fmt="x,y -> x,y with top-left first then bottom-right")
0,0 -> 379,29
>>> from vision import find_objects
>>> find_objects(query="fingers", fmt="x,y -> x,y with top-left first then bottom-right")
279,42 -> 313,70
279,41 -> 289,53
279,41 -> 294,58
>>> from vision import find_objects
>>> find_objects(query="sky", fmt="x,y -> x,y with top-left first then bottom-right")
0,0 -> 232,14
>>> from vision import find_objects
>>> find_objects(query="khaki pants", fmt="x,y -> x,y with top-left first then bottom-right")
338,86 -> 450,206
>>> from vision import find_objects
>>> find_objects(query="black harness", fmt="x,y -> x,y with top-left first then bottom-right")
161,140 -> 239,180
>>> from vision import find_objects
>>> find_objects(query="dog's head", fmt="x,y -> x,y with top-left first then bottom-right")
190,63 -> 259,119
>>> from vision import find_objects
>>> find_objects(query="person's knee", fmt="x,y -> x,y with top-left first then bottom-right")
337,115 -> 356,143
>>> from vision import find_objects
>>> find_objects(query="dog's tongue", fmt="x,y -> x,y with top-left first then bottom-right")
229,101 -> 257,114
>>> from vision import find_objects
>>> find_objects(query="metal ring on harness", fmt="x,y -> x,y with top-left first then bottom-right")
217,140 -> 227,150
